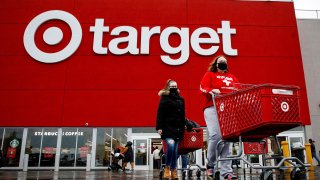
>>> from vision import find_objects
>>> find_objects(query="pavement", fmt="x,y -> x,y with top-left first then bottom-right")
0,166 -> 319,179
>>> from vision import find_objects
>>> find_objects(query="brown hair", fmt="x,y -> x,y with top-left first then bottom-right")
158,79 -> 179,96
208,55 -> 228,72
164,79 -> 176,91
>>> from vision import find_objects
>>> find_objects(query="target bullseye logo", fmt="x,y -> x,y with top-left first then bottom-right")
220,103 -> 225,112
281,102 -> 289,112
191,135 -> 197,142
23,10 -> 82,63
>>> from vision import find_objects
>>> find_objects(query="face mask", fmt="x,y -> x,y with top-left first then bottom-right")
169,88 -> 178,94
217,62 -> 228,71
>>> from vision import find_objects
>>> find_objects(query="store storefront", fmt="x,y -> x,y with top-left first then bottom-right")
0,127 -> 204,170
0,0 -> 311,171
0,127 -> 306,170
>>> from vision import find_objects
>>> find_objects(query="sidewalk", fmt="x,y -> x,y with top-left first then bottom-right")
0,166 -> 319,179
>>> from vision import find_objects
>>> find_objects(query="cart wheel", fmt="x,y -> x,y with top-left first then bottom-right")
159,170 -> 163,179
188,170 -> 193,177
196,170 -> 201,178
259,169 -> 273,180
290,168 -> 303,180
214,171 -> 220,180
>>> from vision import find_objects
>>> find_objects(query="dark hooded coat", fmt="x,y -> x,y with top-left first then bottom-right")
156,90 -> 185,140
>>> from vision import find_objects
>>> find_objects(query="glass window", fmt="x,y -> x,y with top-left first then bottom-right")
26,128 -> 42,167
132,128 -> 155,133
60,128 -> 77,167
134,139 -> 147,165
290,137 -> 303,148
112,128 -> 128,147
2,128 -> 23,167
0,128 -> 4,149
40,128 -> 58,167
96,128 -> 112,167
0,128 -> 3,160
76,128 -> 92,167
271,136 -> 287,155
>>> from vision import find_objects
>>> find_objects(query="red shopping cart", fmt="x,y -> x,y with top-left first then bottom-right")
159,128 -> 205,178
212,84 -> 309,180
215,84 -> 301,141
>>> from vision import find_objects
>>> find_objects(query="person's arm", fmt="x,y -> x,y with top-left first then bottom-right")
200,72 -> 220,95
121,147 -> 128,154
156,97 -> 167,134
182,98 -> 186,122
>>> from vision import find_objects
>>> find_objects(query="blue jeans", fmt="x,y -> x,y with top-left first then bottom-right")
312,151 -> 320,164
165,138 -> 179,169
181,154 -> 189,169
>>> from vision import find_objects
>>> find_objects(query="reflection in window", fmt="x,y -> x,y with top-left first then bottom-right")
96,128 -> 112,167
134,139 -> 147,165
112,128 -> 127,148
95,128 -> 128,168
0,128 -> 3,152
76,128 -> 92,167
270,136 -> 287,155
40,128 -> 58,167
26,128 -> 42,167
60,128 -> 77,167
59,128 -> 93,167
26,128 -> 58,167
290,137 -> 303,148
2,128 -> 23,167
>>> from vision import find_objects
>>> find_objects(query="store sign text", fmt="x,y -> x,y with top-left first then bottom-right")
24,10 -> 238,65
34,131 -> 84,136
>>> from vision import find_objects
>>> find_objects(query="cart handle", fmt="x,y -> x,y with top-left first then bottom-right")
188,128 -> 202,132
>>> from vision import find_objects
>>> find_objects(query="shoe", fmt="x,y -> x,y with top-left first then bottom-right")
206,166 -> 214,180
163,166 -> 171,180
224,173 -> 238,179
171,169 -> 179,180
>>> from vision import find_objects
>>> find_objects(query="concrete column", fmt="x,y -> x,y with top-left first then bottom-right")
54,128 -> 62,172
86,154 -> 91,171
23,154 -> 29,172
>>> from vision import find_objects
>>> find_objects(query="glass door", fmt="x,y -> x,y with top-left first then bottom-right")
59,128 -> 93,169
133,138 -> 150,170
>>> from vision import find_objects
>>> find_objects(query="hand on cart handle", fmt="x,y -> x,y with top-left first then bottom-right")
190,128 -> 202,133
210,89 -> 221,95
158,129 -> 162,135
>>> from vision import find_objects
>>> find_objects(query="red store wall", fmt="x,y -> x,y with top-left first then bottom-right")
0,0 -> 310,127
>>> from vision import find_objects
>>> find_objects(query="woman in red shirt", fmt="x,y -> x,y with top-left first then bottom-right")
200,55 -> 239,180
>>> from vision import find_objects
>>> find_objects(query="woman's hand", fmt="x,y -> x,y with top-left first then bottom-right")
158,129 -> 162,135
210,89 -> 221,94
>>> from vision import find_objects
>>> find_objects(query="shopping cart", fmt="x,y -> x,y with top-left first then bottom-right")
212,84 -> 310,180
159,128 -> 206,179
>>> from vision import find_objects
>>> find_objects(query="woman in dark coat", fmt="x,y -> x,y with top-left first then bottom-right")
156,79 -> 185,180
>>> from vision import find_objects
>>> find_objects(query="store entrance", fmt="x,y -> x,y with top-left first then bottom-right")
151,138 -> 162,170
133,138 -> 149,170
131,133 -> 160,170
